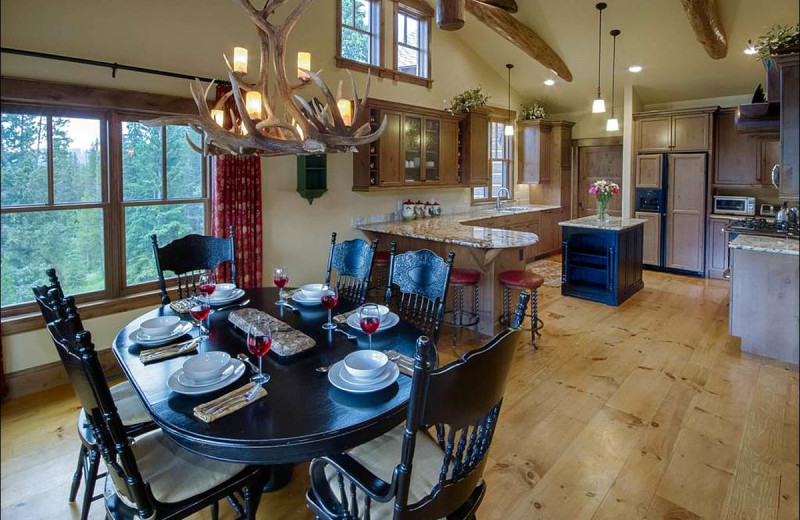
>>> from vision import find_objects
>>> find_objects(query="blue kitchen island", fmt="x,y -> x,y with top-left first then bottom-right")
559,216 -> 646,306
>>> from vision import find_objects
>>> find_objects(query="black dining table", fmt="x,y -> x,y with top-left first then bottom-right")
112,287 -> 422,470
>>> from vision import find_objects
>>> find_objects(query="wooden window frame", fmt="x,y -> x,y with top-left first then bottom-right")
1,87 -> 210,334
392,0 -> 432,85
472,115 -> 514,205
336,0 -> 383,67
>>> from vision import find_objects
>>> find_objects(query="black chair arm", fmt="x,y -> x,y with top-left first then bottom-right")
309,453 -> 397,518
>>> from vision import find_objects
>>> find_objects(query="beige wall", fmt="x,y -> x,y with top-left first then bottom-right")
0,0 -> 520,373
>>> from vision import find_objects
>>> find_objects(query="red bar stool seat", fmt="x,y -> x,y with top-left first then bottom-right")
370,250 -> 391,299
443,268 -> 481,346
374,251 -> 390,266
498,270 -> 544,348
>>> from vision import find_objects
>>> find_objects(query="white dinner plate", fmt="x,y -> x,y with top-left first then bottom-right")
346,312 -> 400,333
168,359 -> 245,396
338,363 -> 395,387
176,363 -> 236,388
209,288 -> 245,305
129,321 -> 193,347
328,360 -> 399,394
290,292 -> 322,306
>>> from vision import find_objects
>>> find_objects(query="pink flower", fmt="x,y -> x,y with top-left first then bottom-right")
612,187 -> 620,194
589,186 -> 598,195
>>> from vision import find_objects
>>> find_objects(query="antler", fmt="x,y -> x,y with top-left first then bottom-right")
141,0 -> 385,156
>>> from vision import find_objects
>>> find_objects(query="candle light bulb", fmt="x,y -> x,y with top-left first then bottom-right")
233,47 -> 248,74
337,98 -> 352,126
297,52 -> 311,79
211,109 -> 224,127
245,91 -> 262,119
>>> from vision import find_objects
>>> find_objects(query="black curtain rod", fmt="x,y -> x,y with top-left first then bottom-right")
0,47 -> 231,86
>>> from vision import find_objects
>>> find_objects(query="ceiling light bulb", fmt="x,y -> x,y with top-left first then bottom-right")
628,65 -> 642,73
606,117 -> 619,131
504,124 -> 514,136
592,98 -> 606,113
744,46 -> 757,55
544,79 -> 555,86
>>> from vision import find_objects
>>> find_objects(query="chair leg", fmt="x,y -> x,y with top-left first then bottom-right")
69,444 -> 87,503
530,289 -> 542,350
80,447 -> 101,520
210,501 -> 219,520
243,482 -> 263,520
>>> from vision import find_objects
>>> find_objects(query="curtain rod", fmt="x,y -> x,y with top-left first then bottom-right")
0,47 -> 231,86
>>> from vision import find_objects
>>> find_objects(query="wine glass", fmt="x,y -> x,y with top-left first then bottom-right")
190,293 -> 211,342
198,270 -> 217,297
246,318 -> 272,385
358,304 -> 381,350
320,285 -> 339,330
273,267 -> 290,306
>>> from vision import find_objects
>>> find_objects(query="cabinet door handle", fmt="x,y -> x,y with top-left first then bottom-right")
771,164 -> 780,189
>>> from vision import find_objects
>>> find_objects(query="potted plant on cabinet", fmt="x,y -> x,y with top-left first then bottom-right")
518,101 -> 547,121
750,24 -> 799,101
447,86 -> 490,114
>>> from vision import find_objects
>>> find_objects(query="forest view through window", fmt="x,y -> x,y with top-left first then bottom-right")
0,107 -> 208,310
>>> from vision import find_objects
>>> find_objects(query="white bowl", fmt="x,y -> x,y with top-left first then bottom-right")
343,350 -> 388,379
139,316 -> 181,338
183,352 -> 232,383
362,304 -> 390,318
300,283 -> 326,300
214,283 -> 236,298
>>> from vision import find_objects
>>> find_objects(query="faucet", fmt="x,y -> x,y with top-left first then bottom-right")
495,187 -> 510,211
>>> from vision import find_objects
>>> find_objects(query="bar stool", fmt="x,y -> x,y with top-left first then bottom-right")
443,268 -> 481,346
498,270 -> 544,349
371,250 -> 391,298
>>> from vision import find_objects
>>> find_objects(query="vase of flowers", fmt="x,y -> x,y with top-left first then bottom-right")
589,180 -> 620,222
447,86 -> 490,114
519,100 -> 547,120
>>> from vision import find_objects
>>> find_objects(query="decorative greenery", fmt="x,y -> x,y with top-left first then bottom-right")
753,24 -> 799,61
448,86 -> 490,113
519,101 -> 547,120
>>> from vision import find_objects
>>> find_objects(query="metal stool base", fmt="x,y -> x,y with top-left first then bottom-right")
500,285 -> 543,349
443,284 -> 480,346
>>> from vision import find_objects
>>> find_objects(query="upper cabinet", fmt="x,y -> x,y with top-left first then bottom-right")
518,120 -> 574,185
634,108 -> 715,154
460,108 -> 490,187
774,53 -> 799,200
353,99 -> 462,191
715,108 -> 761,185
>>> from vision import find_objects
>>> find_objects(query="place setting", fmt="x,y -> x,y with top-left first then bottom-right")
128,315 -> 193,348
325,350 -> 400,394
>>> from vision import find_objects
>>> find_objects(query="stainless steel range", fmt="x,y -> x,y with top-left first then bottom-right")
724,217 -> 800,239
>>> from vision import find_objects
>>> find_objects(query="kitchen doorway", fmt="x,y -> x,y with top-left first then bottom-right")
572,137 -> 623,218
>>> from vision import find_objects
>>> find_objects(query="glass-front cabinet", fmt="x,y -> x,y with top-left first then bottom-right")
424,119 -> 440,182
403,115 -> 440,184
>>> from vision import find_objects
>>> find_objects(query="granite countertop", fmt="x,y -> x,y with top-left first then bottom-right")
729,235 -> 799,256
558,216 -> 647,231
352,204 -> 560,249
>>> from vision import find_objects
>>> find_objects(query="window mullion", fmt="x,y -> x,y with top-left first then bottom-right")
46,115 -> 54,205
161,128 -> 168,200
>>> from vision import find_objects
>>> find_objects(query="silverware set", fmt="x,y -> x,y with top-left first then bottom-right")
315,351 -> 413,374
215,299 -> 251,312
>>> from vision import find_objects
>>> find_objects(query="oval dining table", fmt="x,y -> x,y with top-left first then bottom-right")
112,287 -> 423,483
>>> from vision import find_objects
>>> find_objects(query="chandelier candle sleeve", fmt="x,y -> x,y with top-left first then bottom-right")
233,47 -> 248,74
297,52 -> 311,79
211,109 -> 224,127
337,99 -> 353,126
245,91 -> 262,119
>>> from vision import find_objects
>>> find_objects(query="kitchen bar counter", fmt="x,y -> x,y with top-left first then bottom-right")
728,235 -> 799,255
353,204 -> 559,249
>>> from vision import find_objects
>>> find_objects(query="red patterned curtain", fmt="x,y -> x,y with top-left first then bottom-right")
212,86 -> 263,289
1,335 -> 7,399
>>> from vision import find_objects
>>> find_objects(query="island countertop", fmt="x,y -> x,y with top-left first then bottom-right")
352,204 -> 560,249
729,235 -> 799,256
558,215 -> 647,231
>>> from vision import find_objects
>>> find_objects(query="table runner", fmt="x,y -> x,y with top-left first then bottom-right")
228,308 -> 315,356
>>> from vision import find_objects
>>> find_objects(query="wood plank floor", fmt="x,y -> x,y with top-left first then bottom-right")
2,270 -> 798,519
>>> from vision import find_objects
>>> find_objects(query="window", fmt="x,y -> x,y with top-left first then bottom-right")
0,104 -> 208,313
394,3 -> 430,79
338,0 -> 382,66
472,120 -> 513,203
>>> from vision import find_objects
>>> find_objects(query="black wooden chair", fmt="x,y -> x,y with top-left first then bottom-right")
32,269 -> 154,520
306,293 -> 530,520
384,242 -> 455,345
151,225 -> 236,305
42,295 -> 269,520
324,232 -> 379,306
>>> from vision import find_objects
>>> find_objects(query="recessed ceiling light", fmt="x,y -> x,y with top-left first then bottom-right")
544,79 -> 555,86
628,65 -> 642,73
744,46 -> 757,55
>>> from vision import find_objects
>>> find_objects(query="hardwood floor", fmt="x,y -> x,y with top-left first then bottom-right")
2,270 -> 798,519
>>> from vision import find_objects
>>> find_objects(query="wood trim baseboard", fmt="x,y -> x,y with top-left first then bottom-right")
3,348 -> 122,400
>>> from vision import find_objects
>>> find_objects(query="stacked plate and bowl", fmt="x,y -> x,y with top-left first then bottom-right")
167,351 -> 246,395
327,350 -> 399,393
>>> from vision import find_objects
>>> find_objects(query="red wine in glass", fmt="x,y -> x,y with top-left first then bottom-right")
273,275 -> 289,288
190,304 -> 210,322
321,293 -> 339,310
198,283 -> 216,295
247,335 -> 272,357
321,286 -> 339,330
358,304 -> 381,349
198,272 -> 217,296
359,317 -> 380,334
273,267 -> 290,306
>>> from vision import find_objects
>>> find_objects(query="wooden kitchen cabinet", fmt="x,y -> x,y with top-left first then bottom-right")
706,217 -> 730,279
634,108 -> 715,154
714,108 -> 761,185
518,120 -> 552,183
635,211 -> 661,266
760,139 -> 781,188
460,107 -> 490,187
774,53 -> 799,200
439,119 -> 460,185
672,113 -> 712,151
378,111 -> 402,187
635,154 -> 663,188
636,117 -> 672,152
665,153 -> 706,273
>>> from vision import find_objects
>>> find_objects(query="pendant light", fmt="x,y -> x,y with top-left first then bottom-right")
592,3 -> 607,113
606,29 -> 620,131
505,63 -> 515,136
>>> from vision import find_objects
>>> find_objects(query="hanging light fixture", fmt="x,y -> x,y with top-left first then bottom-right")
505,63 -> 515,136
606,29 -> 620,132
592,3 -> 607,113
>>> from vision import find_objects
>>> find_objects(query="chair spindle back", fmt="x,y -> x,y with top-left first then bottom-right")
324,232 -> 378,306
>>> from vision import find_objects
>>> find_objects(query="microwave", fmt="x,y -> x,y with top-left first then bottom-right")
713,196 -> 756,216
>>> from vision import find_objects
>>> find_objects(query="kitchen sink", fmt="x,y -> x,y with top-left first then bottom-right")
497,206 -> 529,213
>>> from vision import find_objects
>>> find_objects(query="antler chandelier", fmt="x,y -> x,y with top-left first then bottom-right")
143,0 -> 387,156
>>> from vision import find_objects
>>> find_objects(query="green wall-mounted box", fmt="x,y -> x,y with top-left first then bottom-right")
296,154 -> 327,204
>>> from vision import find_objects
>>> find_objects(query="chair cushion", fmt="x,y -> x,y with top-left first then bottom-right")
110,381 -> 152,426
498,270 -> 544,290
326,424 -> 445,519
110,430 -> 247,505
449,268 -> 481,285
374,251 -> 391,266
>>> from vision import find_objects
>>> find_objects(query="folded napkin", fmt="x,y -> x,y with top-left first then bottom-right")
139,338 -> 200,364
169,298 -> 194,315
193,382 -> 267,423
333,308 -> 360,325
386,350 -> 415,377
284,288 -> 301,299
228,309 -> 315,357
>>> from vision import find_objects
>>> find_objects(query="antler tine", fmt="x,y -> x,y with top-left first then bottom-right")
293,95 -> 327,133
306,70 -> 346,131
278,0 -> 314,38
223,61 -> 259,137
347,69 -> 361,126
232,0 -> 271,33
357,69 -> 372,121
184,133 -> 205,155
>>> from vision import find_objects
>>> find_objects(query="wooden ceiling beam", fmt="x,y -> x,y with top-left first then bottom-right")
679,0 -> 728,59
464,0 -> 572,82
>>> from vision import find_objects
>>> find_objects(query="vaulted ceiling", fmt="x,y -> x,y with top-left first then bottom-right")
453,0 -> 798,112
